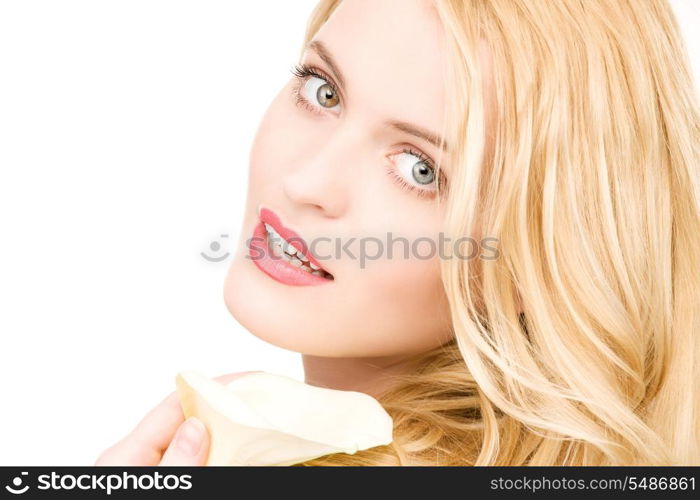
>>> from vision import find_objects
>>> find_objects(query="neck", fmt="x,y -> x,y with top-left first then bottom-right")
302,352 -> 421,400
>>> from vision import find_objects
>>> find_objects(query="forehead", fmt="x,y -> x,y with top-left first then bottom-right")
306,0 -> 447,136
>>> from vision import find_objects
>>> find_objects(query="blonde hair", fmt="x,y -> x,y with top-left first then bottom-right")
298,0 -> 700,465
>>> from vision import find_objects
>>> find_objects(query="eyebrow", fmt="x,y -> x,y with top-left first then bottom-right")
305,39 -> 449,152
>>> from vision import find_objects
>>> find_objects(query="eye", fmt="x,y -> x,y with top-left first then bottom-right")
291,64 -> 341,113
289,64 -> 445,199
389,149 -> 438,191
302,76 -> 340,109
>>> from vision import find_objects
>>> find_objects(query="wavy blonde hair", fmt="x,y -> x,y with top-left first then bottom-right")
297,0 -> 700,466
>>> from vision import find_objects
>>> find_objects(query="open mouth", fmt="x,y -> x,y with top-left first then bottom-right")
248,206 -> 335,286
263,223 -> 334,280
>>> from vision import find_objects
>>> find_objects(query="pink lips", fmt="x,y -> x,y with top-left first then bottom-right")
248,207 -> 334,286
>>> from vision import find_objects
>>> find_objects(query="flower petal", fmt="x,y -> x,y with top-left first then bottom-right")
175,371 -> 394,466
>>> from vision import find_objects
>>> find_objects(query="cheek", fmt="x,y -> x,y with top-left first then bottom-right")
360,253 -> 452,354
248,83 -> 309,189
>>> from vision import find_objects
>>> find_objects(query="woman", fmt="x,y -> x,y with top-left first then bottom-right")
97,0 -> 700,466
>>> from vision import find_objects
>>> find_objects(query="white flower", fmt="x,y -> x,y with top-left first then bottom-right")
175,371 -> 394,466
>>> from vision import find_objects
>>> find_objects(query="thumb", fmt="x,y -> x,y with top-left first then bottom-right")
159,417 -> 209,466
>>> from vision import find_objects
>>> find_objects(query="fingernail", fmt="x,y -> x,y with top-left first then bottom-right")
176,417 -> 205,456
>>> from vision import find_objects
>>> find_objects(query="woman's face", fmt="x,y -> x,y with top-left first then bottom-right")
225,0 -> 454,357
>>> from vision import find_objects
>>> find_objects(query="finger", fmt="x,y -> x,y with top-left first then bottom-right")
154,372 -> 256,466
95,391 -> 184,466
95,432 -> 165,466
127,391 -> 185,454
159,417 -> 209,466
95,371 -> 259,466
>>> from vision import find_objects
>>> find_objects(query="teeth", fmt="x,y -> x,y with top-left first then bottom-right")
264,224 -> 280,243
264,222 -> 333,279
264,223 -> 299,256
265,225 -> 283,247
265,225 -> 304,258
271,243 -> 284,257
283,241 -> 297,256
278,250 -> 305,269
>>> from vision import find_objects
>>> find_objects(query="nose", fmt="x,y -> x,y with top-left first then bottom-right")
282,128 -> 357,218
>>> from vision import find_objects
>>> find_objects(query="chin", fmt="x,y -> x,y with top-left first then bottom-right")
223,253 -> 336,357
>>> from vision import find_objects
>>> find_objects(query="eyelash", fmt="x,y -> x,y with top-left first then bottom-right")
385,148 -> 444,200
290,63 -> 339,115
290,63 -> 446,200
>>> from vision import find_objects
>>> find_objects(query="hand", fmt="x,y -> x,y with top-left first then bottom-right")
95,372 -> 257,466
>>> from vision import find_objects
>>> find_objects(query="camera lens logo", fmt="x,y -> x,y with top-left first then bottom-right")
5,472 -> 29,495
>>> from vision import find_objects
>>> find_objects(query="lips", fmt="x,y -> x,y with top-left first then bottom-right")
260,208 -> 331,272
248,207 -> 334,286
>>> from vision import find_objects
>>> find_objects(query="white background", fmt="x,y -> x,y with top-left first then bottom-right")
0,0 -> 698,466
